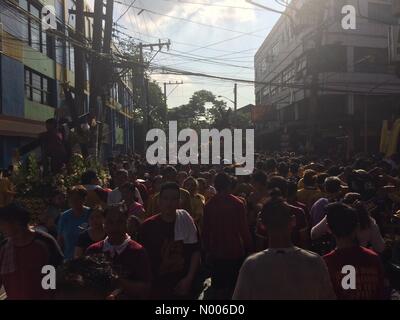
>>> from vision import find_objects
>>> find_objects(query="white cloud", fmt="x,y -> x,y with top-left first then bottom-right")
119,0 -> 258,36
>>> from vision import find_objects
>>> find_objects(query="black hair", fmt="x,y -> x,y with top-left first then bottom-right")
56,254 -> 117,296
214,172 -> 232,193
81,170 -> 98,185
104,204 -> 129,218
230,176 -> 239,190
68,185 -> 88,199
260,189 -> 293,229
252,170 -> 267,187
327,166 -> 342,177
303,169 -> 317,187
324,177 -> 342,194
265,159 -> 277,172
256,161 -> 265,171
287,181 -> 298,198
163,166 -> 178,177
278,162 -> 289,177
351,201 -> 371,230
326,202 -> 358,238
268,176 -> 288,198
45,118 -> 56,126
316,173 -> 329,187
289,162 -> 299,174
0,203 -> 30,227
159,181 -> 181,197
120,182 -> 139,202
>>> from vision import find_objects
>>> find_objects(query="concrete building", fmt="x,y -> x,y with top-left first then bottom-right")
254,0 -> 400,156
0,0 -> 135,168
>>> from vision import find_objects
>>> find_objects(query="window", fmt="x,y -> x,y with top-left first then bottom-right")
24,68 -> 53,106
55,22 -> 65,65
66,38 -> 75,72
271,42 -> 279,58
368,2 -> 397,24
319,45 -> 347,72
31,72 -> 41,102
354,47 -> 388,73
282,64 -> 295,84
24,69 -> 31,97
20,0 -> 49,55
30,4 -> 40,51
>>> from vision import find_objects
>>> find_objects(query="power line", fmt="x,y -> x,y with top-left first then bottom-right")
160,0 -> 265,11
115,27 -> 258,62
114,22 -> 261,54
154,50 -> 253,69
114,0 -> 266,38
115,0 -> 136,24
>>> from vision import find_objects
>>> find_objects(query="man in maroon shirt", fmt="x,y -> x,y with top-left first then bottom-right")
203,172 -> 253,299
0,203 -> 63,300
257,176 -> 308,249
138,182 -> 201,299
323,202 -> 386,300
17,118 -> 70,174
287,181 -> 309,224
86,205 -> 151,300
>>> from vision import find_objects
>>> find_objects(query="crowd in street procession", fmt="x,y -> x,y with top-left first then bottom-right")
1,146 -> 400,300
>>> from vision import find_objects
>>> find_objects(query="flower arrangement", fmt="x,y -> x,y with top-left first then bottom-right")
11,153 -> 110,220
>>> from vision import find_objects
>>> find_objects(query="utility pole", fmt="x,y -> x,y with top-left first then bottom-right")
139,43 -> 147,154
234,83 -> 237,127
97,0 -> 114,158
74,0 -> 85,117
89,0 -> 103,116
73,0 -> 88,157
88,0 -> 104,159
306,1 -> 324,154
138,40 -> 171,152
364,95 -> 368,154
164,82 -> 167,116
163,80 -> 183,122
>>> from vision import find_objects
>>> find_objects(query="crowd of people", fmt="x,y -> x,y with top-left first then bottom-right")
1,151 -> 400,300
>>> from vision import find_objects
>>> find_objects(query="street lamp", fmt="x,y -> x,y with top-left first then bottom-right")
217,95 -> 235,105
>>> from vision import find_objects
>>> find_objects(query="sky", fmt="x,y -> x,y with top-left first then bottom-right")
109,0 -> 284,110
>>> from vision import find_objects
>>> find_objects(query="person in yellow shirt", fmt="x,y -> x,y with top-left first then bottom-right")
183,176 -> 205,232
0,171 -> 15,208
297,169 -> 324,210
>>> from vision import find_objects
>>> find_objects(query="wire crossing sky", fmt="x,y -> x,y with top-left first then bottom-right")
108,0 -> 283,109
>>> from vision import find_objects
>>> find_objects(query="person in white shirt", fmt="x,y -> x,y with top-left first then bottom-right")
233,189 -> 336,300
108,169 -> 143,206
311,198 -> 385,254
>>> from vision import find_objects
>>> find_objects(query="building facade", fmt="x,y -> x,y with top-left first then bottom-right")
0,0 -> 135,168
254,0 -> 400,156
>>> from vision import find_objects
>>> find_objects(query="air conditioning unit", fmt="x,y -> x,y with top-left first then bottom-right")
388,25 -> 400,63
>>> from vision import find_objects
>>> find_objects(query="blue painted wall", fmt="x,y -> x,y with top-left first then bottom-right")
0,55 -> 24,117
0,136 -> 34,169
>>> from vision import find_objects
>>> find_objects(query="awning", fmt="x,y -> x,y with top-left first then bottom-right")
0,115 -> 45,138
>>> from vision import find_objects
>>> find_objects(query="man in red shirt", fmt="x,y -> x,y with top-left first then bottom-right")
257,176 -> 308,249
203,172 -> 253,299
138,182 -> 201,299
323,202 -> 386,300
86,205 -> 151,300
0,203 -> 63,300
